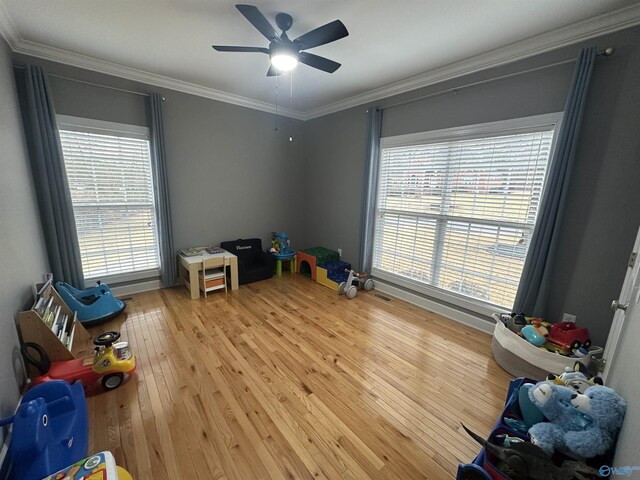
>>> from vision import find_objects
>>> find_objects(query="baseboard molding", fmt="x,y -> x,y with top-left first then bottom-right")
111,279 -> 162,297
0,393 -> 22,479
0,424 -> 11,480
374,279 -> 495,334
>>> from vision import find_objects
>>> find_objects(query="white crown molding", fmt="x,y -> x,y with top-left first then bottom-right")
2,2 -> 640,121
0,0 -> 20,49
11,39 -> 306,120
302,3 -> 640,120
0,0 -> 305,121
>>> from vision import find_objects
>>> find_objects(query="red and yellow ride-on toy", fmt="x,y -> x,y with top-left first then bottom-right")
22,331 -> 136,393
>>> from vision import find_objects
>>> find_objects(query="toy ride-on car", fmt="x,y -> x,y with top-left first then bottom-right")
55,281 -> 126,327
339,269 -> 374,299
22,331 -> 136,392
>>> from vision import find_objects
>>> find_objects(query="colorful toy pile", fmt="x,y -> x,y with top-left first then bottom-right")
296,246 -> 374,298
498,312 -> 595,357
458,363 -> 627,480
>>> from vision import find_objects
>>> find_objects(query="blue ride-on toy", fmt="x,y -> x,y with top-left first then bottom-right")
55,281 -> 126,327
0,380 -> 88,480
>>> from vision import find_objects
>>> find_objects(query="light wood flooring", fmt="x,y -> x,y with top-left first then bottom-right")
86,274 -> 512,479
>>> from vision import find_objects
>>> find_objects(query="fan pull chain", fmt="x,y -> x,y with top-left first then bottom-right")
274,72 -> 279,131
289,71 -> 293,142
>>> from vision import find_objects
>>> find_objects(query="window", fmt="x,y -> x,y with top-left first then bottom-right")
58,116 -> 160,280
372,114 -> 561,312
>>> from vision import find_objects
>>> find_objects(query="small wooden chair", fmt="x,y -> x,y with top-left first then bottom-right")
199,256 -> 228,297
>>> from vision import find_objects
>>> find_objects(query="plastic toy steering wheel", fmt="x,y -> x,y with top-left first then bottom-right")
93,331 -> 121,347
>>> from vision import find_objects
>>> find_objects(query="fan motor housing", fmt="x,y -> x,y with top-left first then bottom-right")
275,13 -> 293,32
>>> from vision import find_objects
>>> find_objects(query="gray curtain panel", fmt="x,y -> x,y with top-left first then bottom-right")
21,64 -> 84,286
149,93 -> 177,286
359,106 -> 383,273
513,46 -> 597,315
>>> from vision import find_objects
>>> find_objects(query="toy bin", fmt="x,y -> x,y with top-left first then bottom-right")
492,316 -> 580,379
457,377 -> 535,480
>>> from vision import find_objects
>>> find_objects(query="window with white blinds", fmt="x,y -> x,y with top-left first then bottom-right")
58,117 -> 160,279
372,114 -> 561,311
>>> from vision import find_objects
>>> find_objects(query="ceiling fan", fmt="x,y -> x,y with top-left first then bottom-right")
212,4 -> 349,76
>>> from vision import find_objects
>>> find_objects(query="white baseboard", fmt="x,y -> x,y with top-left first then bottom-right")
111,279 -> 162,297
374,279 -> 495,334
0,393 -> 22,477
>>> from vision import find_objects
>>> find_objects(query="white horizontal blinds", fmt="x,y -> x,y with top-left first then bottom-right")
373,128 -> 554,308
59,129 -> 160,278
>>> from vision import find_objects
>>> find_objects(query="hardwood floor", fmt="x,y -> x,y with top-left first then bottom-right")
86,274 -> 512,479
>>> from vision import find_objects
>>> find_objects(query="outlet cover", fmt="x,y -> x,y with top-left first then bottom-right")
562,313 -> 576,323
338,248 -> 342,257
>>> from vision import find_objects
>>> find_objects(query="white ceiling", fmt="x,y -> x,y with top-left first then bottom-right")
1,0 -> 639,119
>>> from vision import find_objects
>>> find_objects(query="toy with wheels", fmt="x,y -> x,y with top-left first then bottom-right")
55,281 -> 126,326
339,269 -> 374,299
0,380 -> 88,480
22,331 -> 136,393
547,322 -> 591,351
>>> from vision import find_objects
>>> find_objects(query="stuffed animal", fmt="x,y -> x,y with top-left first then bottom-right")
566,385 -> 627,458
527,382 -> 626,458
546,363 -> 603,394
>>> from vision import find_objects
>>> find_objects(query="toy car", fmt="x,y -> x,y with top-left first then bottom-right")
22,331 -> 136,392
339,269 -> 374,299
547,322 -> 591,351
55,281 -> 126,326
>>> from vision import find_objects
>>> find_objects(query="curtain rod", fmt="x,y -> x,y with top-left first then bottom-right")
381,47 -> 614,112
12,64 -> 151,98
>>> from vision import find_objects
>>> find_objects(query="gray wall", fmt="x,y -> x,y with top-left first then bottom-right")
7,24 -> 640,347
302,25 -> 640,347
0,38 -> 49,444
13,54 -> 308,259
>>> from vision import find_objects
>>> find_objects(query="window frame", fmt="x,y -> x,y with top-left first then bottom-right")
373,112 -> 563,316
57,115 -> 161,285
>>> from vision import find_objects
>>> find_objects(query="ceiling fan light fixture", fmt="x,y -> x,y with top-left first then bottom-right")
270,52 -> 298,72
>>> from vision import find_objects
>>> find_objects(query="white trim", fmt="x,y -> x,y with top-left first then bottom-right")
1,3 -> 639,120
57,114 -> 149,140
372,113 -> 563,317
0,0 -> 19,50
374,279 -> 495,335
303,4 -> 640,120
8,39 -> 305,120
381,112 -> 563,147
0,422 -> 11,476
0,392 -> 23,474
110,279 -> 162,297
373,269 -> 502,318
84,268 -> 160,288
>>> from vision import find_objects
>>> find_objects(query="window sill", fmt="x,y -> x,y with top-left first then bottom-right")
371,268 -> 507,317
85,268 -> 160,287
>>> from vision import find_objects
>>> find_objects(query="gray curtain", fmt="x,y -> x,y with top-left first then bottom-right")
149,93 -> 177,286
513,46 -> 597,315
359,106 -> 383,273
22,64 -> 84,286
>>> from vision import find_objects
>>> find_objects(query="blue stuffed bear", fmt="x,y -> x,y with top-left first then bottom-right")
527,382 -> 626,458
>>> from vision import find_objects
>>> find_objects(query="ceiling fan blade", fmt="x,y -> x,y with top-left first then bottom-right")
298,52 -> 341,73
212,45 -> 269,53
266,65 -> 282,77
236,4 -> 279,41
293,20 -> 348,50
